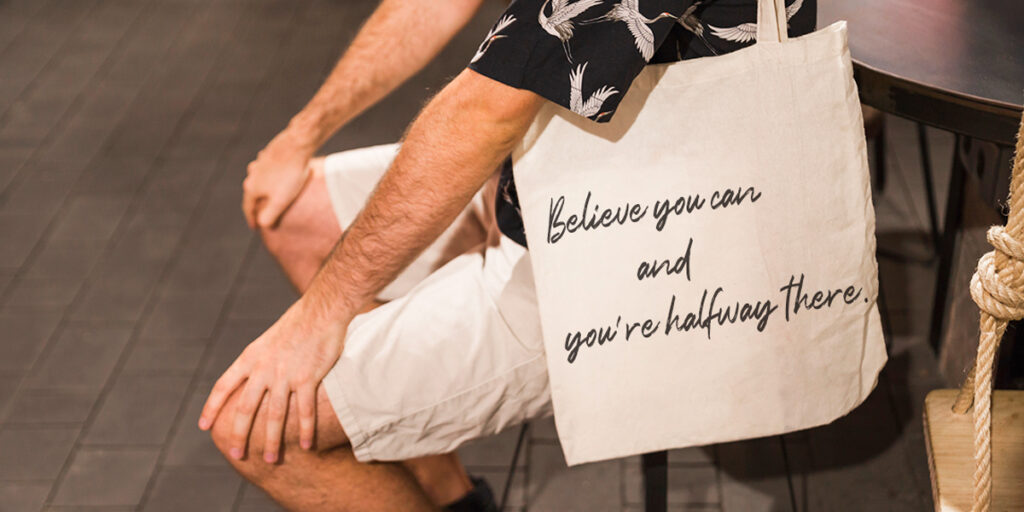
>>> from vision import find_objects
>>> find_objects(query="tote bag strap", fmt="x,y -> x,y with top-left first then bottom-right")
756,0 -> 789,44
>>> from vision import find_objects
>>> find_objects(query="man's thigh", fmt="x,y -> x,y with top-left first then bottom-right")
262,149 -> 492,295
321,236 -> 551,463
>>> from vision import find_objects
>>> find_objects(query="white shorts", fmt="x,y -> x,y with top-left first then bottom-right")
319,144 -> 553,462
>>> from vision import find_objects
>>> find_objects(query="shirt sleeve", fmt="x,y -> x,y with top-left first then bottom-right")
468,0 -> 688,123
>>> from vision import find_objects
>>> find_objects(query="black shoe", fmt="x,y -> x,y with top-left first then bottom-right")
444,477 -> 499,512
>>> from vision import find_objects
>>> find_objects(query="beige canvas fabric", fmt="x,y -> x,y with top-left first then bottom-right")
511,0 -> 887,465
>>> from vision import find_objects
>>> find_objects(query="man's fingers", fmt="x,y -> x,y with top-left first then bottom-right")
256,194 -> 291,230
242,193 -> 258,229
262,385 -> 290,463
229,379 -> 267,460
198,364 -> 246,431
296,384 -> 316,450
241,177 -> 260,229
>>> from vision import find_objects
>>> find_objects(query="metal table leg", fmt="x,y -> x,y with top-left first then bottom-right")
929,134 -> 967,351
642,450 -> 668,512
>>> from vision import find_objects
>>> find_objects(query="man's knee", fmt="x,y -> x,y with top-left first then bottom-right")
256,159 -> 342,292
209,385 -> 348,465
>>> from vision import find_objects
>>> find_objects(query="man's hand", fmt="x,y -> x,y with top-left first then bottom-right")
197,299 -> 347,463
239,0 -> 486,230
242,130 -> 315,229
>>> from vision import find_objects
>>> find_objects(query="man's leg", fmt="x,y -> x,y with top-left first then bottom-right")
254,157 -> 475,507
210,384 -> 438,511
259,157 -> 342,293
260,156 -> 490,295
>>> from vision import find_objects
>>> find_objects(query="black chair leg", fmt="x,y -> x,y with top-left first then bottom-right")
500,423 -> 530,510
917,123 -> 942,251
877,274 -> 893,353
929,135 -> 967,352
873,118 -> 887,191
642,450 -> 668,512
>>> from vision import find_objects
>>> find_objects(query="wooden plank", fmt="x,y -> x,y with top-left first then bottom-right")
924,389 -> 1024,511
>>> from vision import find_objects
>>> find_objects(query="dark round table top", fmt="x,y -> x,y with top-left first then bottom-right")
818,0 -> 1024,145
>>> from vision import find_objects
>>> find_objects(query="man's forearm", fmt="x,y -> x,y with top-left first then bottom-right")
286,0 -> 485,151
300,70 -> 542,323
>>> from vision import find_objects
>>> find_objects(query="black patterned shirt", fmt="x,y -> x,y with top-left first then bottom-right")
468,0 -> 816,247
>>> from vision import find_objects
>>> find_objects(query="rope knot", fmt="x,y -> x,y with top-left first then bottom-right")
969,225 -> 1024,322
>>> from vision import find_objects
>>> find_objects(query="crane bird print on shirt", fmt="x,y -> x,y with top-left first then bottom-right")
676,1 -> 718,56
708,0 -> 803,43
539,0 -> 603,62
471,15 -> 516,63
581,0 -> 676,61
569,62 -> 619,120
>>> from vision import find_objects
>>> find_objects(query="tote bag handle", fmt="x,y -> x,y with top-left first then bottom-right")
756,0 -> 789,44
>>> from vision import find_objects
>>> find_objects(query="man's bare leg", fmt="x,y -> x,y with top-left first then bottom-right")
210,383 -> 437,511
258,158 -> 342,293
255,158 -> 474,507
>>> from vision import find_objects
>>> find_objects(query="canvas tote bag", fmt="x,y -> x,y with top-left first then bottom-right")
511,0 -> 888,465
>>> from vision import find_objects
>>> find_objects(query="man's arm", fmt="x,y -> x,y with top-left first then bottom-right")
303,70 -> 542,321
244,0 -> 485,228
200,70 -> 544,462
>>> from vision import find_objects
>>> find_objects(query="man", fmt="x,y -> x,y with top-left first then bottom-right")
198,0 -> 815,510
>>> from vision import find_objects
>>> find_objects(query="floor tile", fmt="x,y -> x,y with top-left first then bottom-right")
623,461 -> 719,507
161,239 -> 246,295
236,483 -> 285,512
5,277 -> 82,310
0,375 -> 21,414
199,319 -> 266,381
48,195 -> 131,241
0,426 -> 79,480
459,425 -> 529,469
121,337 -> 207,376
140,291 -> 227,339
0,311 -> 62,375
528,443 -> 622,512
162,389 -> 228,468
140,466 -> 240,512
0,212 -> 51,267
82,374 -> 190,446
25,238 -> 107,279
0,480 -> 53,511
24,325 -> 132,390
51,448 -> 159,506
228,281 -> 294,321
6,388 -> 98,424
1,165 -> 77,214
69,280 -> 151,323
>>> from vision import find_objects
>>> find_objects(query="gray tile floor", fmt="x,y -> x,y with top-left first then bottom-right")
0,0 -> 954,510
